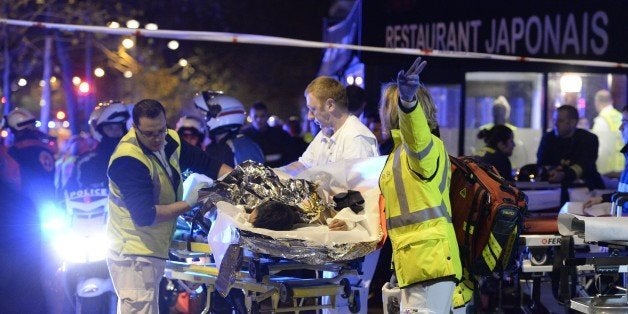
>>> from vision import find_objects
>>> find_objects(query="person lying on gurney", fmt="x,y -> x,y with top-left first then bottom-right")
582,105 -> 628,216
247,199 -> 354,231
196,160 -> 367,232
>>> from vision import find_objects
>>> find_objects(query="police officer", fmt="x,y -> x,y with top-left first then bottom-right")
175,115 -> 206,149
194,91 -> 264,167
6,107 -> 55,208
5,107 -> 58,311
65,101 -> 130,191
0,116 -> 21,191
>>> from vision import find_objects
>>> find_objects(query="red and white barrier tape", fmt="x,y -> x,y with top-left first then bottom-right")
1,18 -> 625,69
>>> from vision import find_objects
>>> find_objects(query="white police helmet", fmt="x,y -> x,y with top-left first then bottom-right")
6,107 -> 37,132
89,100 -> 130,142
194,91 -> 246,135
176,116 -> 206,137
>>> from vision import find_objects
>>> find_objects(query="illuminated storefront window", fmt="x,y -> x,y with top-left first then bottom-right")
463,72 -> 544,169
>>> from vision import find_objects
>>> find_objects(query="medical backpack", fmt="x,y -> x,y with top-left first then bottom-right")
449,156 -> 527,276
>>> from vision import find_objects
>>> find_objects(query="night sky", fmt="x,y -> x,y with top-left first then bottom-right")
137,0 -> 337,119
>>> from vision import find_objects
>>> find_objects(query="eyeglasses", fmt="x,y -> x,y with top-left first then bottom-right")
136,127 -> 168,139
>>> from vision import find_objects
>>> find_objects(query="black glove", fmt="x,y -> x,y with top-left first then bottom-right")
333,190 -> 365,214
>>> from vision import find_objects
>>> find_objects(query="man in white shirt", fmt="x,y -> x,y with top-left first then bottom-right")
279,76 -> 379,313
281,76 -> 379,175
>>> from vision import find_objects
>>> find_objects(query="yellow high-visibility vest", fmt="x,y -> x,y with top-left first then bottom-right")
379,102 -> 462,288
107,129 -> 182,259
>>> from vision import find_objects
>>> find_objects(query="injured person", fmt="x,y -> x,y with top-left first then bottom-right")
198,160 -> 372,232
247,199 -> 353,231
194,157 -> 386,265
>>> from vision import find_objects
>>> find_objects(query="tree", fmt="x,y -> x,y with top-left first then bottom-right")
2,0 -> 333,135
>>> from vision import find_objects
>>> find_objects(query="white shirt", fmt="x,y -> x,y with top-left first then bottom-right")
153,148 -> 173,178
298,115 -> 379,168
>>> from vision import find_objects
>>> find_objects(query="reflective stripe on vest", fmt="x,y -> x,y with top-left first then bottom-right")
387,144 -> 451,230
453,270 -> 474,308
404,138 -> 433,161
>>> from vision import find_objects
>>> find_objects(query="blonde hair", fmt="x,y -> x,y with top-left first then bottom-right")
379,83 -> 399,137
304,76 -> 348,110
417,86 -> 438,132
379,83 -> 438,137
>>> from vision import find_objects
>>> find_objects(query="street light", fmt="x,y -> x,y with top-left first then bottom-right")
167,40 -> 179,50
122,38 -> 135,49
178,58 -> 188,67
94,68 -> 105,78
72,76 -> 81,86
123,71 -> 133,78
79,81 -> 90,94
145,23 -> 158,30
17,78 -> 27,87
107,21 -> 120,28
126,19 -> 140,29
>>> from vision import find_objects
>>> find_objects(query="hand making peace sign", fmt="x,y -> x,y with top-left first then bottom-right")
397,57 -> 427,102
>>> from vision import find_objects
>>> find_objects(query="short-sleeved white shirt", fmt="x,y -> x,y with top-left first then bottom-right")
298,115 -> 379,168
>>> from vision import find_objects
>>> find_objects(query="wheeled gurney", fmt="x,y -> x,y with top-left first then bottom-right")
516,185 -> 613,312
555,197 -> 628,313
166,239 -> 366,313
166,157 -> 388,313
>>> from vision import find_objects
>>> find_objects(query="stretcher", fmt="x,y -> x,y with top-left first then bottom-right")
518,186 -> 615,275
165,240 -> 364,313
555,199 -> 628,313
166,157 -> 388,313
517,195 -> 599,312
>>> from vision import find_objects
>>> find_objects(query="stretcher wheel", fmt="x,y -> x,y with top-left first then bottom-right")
248,260 -> 267,282
250,300 -> 260,314
279,282 -> 293,303
340,278 -> 351,298
348,289 -> 360,313
529,251 -> 548,265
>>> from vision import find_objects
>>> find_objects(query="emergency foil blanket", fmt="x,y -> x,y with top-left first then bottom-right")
198,160 -> 333,224
204,157 -> 386,265
238,230 -> 378,264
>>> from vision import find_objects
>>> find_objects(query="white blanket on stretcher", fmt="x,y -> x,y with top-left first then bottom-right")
558,202 -> 628,243
207,156 -> 387,267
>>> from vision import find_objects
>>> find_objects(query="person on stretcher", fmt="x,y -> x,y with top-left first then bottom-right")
247,199 -> 356,231
197,160 -> 366,231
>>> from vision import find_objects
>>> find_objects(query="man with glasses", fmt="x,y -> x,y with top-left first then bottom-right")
106,99 -> 232,313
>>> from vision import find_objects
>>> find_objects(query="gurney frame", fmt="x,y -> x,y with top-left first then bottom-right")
166,240 -> 363,313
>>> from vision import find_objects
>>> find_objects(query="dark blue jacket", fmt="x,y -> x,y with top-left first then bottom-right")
537,128 -> 605,190
108,133 -> 222,226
